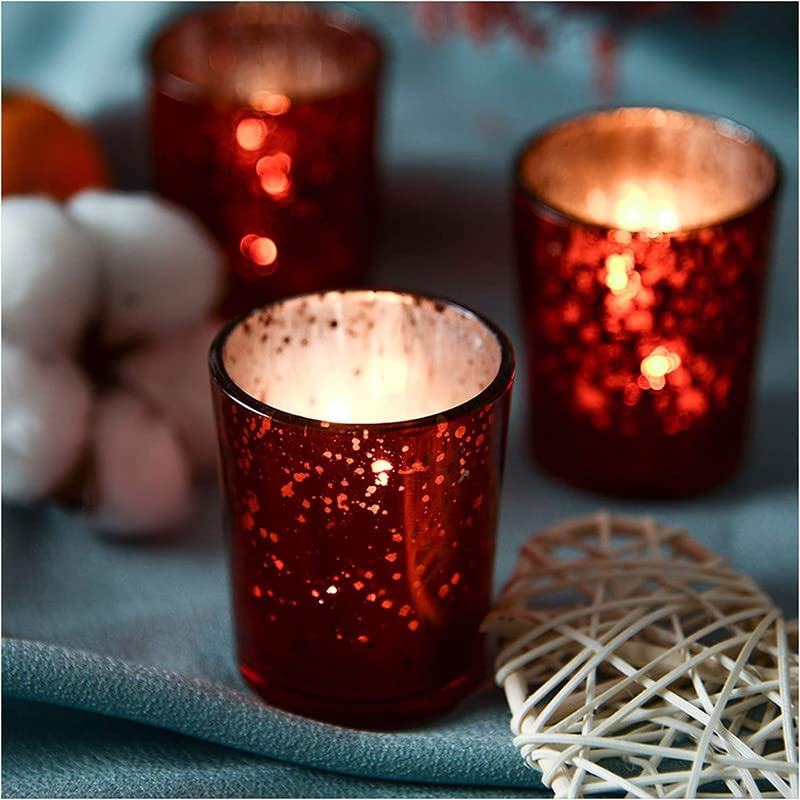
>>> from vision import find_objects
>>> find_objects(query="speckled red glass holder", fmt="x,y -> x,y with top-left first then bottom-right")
151,5 -> 382,317
514,109 -> 779,498
209,291 -> 514,728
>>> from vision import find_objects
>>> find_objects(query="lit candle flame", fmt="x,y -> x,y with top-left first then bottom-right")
588,181 -> 681,233
615,184 -> 650,231
324,396 -> 351,423
370,358 -> 408,398
614,182 -> 680,233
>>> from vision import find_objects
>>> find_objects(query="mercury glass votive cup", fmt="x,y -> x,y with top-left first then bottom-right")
209,290 -> 515,728
151,3 -> 383,316
513,107 -> 779,498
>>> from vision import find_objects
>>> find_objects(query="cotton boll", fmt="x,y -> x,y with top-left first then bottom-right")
115,318 -> 221,474
2,342 -> 92,502
92,391 -> 192,536
2,196 -> 98,356
68,191 -> 222,346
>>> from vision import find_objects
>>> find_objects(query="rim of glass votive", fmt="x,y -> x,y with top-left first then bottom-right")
513,106 -> 781,236
150,2 -> 384,105
209,288 -> 516,432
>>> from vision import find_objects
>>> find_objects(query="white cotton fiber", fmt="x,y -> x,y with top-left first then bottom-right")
68,191 -> 223,346
2,342 -> 92,502
115,318 -> 220,474
2,196 -> 99,357
92,391 -> 192,536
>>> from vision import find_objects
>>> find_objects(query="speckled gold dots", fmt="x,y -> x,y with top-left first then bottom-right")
210,289 -> 514,726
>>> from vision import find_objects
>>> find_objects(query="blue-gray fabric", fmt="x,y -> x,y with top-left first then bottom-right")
2,700 -> 544,798
2,504 -> 546,797
2,2 -> 797,797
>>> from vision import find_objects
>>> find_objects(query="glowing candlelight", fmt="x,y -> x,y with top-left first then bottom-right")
614,182 -> 679,233
323,396 -> 351,423
515,107 -> 778,497
209,289 -> 515,727
150,4 -> 383,315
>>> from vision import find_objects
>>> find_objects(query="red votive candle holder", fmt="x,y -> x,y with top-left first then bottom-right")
151,4 -> 383,316
209,290 -> 514,728
514,108 -> 779,498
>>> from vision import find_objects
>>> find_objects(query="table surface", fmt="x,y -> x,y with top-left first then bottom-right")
2,2 -> 798,797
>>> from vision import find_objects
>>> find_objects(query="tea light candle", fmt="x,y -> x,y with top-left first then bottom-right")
514,108 -> 779,497
209,290 -> 515,727
150,4 -> 383,316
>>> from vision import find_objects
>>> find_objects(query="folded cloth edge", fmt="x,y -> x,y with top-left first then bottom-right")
2,638 -> 540,791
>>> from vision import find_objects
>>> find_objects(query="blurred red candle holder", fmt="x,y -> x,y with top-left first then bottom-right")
513,108 -> 779,498
209,289 -> 514,728
151,4 -> 383,316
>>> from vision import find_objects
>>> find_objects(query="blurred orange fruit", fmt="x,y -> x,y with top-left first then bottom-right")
2,92 -> 110,199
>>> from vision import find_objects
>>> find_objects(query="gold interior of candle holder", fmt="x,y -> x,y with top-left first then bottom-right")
151,3 -> 381,103
222,291 -> 504,425
518,108 -> 777,231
